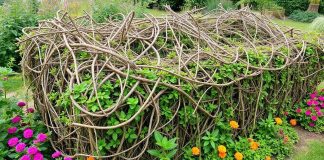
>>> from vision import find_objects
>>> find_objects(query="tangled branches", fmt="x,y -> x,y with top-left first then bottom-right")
20,7 -> 323,159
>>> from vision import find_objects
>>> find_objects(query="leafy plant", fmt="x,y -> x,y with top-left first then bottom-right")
147,131 -> 178,160
275,0 -> 309,15
0,0 -> 39,70
289,10 -> 319,23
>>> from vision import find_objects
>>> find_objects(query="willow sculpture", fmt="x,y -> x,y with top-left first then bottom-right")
20,7 -> 323,159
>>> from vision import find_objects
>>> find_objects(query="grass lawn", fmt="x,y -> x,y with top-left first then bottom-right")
272,19 -> 313,32
291,140 -> 324,160
2,75 -> 24,93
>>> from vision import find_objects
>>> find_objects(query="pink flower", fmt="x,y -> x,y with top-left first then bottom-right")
8,137 -> 19,147
307,99 -> 318,106
311,116 -> 318,121
52,151 -> 62,158
16,143 -> 26,152
23,128 -> 33,139
34,153 -> 44,160
36,133 -> 47,142
12,116 -> 22,123
27,146 -> 38,155
315,106 -> 321,112
309,122 -> 315,127
317,111 -> 323,116
296,108 -> 301,113
64,157 -> 73,160
305,110 -> 312,116
20,155 -> 30,160
26,108 -> 34,113
17,101 -> 26,107
310,92 -> 317,99
8,127 -> 18,134
319,96 -> 324,101
321,103 -> 324,108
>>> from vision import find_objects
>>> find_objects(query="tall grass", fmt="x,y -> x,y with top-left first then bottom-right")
310,17 -> 324,32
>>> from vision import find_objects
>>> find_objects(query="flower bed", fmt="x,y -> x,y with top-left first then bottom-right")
289,88 -> 324,133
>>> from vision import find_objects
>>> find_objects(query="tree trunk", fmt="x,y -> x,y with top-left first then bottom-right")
307,4 -> 320,12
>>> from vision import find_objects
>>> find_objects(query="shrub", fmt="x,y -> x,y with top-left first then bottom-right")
310,17 -> 324,32
92,0 -> 148,23
0,0 -> 38,70
275,0 -> 309,15
320,1 -> 324,14
289,10 -> 319,23
92,0 -> 124,22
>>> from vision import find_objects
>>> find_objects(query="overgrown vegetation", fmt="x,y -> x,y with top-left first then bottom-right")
0,0 -> 38,70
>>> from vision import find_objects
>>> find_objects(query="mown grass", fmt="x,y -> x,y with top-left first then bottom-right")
2,75 -> 24,93
291,140 -> 324,160
272,19 -> 312,32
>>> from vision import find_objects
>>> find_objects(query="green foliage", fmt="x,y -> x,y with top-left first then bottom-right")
184,0 -> 207,8
205,0 -> 234,11
319,1 -> 324,14
147,131 -> 178,160
310,17 -> 324,32
201,122 -> 234,154
92,0 -> 124,22
0,0 -> 39,70
253,115 -> 299,160
92,0 -> 148,23
0,67 -> 13,76
289,10 -> 320,23
275,0 -> 309,15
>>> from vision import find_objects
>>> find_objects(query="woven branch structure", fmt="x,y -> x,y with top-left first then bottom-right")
20,7 -> 323,159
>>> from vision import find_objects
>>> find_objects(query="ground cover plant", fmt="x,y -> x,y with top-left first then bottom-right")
19,6 -> 324,160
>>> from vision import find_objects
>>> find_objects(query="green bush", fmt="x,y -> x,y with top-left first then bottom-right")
319,1 -> 324,14
289,10 -> 319,23
184,0 -> 205,8
0,0 -> 38,70
275,0 -> 309,15
92,0 -> 124,22
92,0 -> 148,23
310,17 -> 324,32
